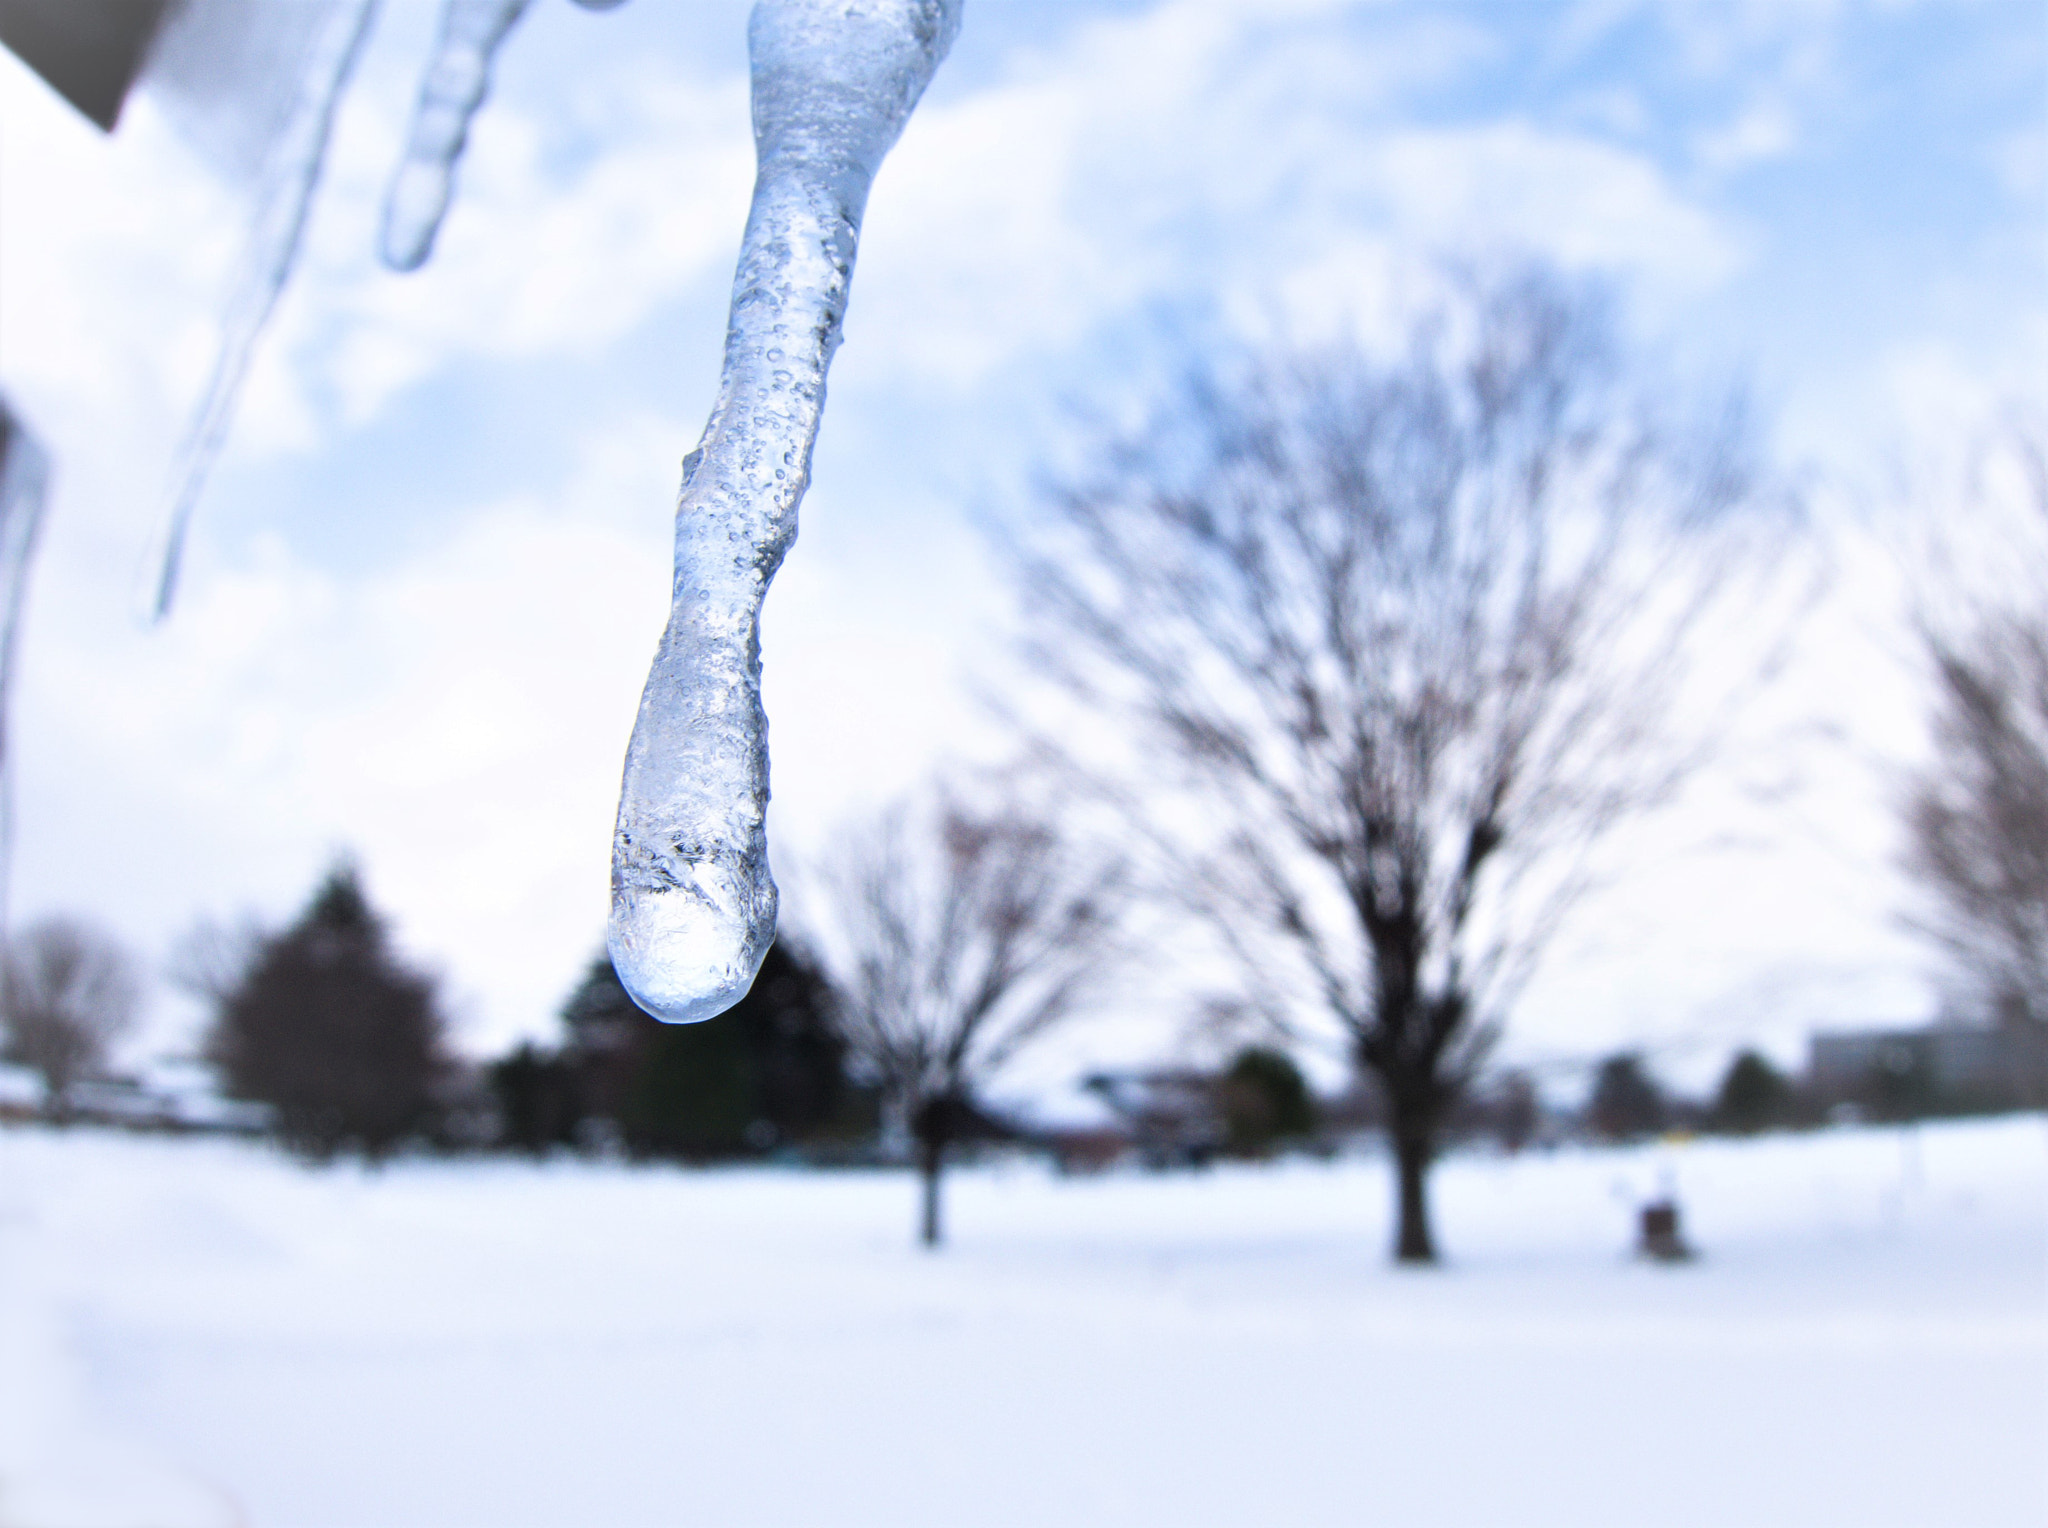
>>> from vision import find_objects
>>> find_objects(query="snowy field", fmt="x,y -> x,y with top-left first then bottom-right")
3,1119 -> 2043,1528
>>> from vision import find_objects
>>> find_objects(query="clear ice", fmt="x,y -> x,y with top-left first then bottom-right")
148,0 -> 378,620
608,0 -> 961,1023
380,0 -> 532,272
0,400 -> 50,932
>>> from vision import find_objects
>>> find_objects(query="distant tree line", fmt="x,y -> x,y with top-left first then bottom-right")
168,860 -> 879,1165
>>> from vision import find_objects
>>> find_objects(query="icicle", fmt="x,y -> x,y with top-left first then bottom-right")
379,0 -> 531,272
0,399 -> 51,939
148,0 -> 378,623
608,0 -> 961,1023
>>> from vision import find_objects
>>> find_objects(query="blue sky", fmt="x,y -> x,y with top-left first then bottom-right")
0,0 -> 2042,1090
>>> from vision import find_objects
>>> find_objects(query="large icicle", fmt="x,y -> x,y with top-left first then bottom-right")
379,0 -> 531,272
609,0 -> 960,1024
0,399 -> 50,936
148,0 -> 378,620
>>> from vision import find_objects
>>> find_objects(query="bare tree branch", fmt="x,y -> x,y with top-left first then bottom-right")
1899,416 -> 2048,1075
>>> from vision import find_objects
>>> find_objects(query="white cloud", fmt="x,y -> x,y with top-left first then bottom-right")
1694,97 -> 1798,175
855,0 -> 1739,395
1992,122 -> 2046,203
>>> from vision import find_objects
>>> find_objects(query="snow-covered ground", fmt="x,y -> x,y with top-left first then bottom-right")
2,1118 -> 2042,1528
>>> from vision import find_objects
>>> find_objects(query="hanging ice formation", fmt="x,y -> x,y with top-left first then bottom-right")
607,0 -> 961,1024
380,0 -> 532,271
380,0 -> 637,271
147,0 -> 379,620
0,400 -> 51,936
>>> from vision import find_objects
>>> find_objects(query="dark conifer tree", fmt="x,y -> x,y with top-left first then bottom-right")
488,1041 -> 585,1154
557,939 -> 845,1159
1217,1045 -> 1317,1156
1587,1052 -> 1667,1142
1712,1049 -> 1791,1134
208,863 -> 447,1159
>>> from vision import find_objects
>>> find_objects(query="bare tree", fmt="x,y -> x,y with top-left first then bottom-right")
1903,617 -> 2048,1019
1898,421 -> 2048,1099
2,916 -> 140,1119
807,791 -> 1125,1246
1012,267 -> 1780,1262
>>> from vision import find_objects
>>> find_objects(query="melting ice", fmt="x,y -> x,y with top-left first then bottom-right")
380,0 -> 531,271
608,0 -> 962,1023
0,400 -> 49,927
147,0 -> 377,620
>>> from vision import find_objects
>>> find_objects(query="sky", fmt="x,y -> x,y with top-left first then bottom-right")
0,0 -> 2042,1096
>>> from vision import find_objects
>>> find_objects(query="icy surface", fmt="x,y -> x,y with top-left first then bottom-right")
609,0 -> 961,1023
147,0 -> 377,620
380,0 -> 532,271
1,1119 -> 2042,1526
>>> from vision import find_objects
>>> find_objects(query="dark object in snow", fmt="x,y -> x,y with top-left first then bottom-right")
1637,1199 -> 1694,1263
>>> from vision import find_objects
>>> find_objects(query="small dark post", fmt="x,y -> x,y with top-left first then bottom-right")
1637,1198 -> 1694,1262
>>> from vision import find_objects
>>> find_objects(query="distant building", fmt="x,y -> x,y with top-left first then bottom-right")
1808,1021 -> 2044,1114
1078,1068 -> 1227,1169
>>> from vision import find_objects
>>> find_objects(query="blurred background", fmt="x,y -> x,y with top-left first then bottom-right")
0,0 -> 2039,1086
0,2 -> 2042,1524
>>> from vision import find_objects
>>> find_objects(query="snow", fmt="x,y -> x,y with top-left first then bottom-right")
1,1116 -> 2042,1528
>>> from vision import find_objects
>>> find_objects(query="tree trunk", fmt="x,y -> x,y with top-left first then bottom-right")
1392,1127 -> 1437,1264
917,1137 -> 945,1247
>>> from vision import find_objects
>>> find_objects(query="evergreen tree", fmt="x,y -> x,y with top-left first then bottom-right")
740,939 -> 848,1144
207,863 -> 447,1159
1217,1045 -> 1316,1156
557,939 -> 845,1159
488,1041 -> 584,1154
1712,1049 -> 1791,1133
1587,1052 -> 1666,1142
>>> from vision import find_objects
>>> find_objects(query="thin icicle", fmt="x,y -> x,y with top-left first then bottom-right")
0,399 -> 51,939
148,0 -> 378,623
379,0 -> 531,272
608,0 -> 962,1024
